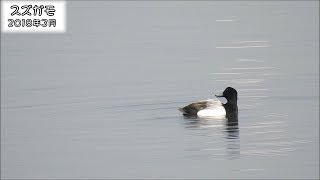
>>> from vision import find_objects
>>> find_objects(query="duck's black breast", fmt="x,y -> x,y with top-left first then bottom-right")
179,101 -> 208,116
223,103 -> 238,122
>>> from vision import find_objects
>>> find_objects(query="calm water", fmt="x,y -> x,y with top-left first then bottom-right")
1,1 -> 319,179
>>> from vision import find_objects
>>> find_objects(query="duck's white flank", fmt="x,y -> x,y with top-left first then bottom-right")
197,99 -> 226,118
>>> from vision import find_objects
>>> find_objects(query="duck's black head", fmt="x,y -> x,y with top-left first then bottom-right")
216,87 -> 238,104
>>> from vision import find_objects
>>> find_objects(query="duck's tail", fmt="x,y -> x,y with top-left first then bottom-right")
178,107 -> 186,113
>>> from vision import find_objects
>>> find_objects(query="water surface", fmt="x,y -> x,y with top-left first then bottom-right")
1,1 -> 319,179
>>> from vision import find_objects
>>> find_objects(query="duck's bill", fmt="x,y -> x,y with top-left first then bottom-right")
215,94 -> 224,98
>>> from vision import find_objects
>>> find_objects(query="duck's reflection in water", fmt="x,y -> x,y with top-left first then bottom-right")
224,121 -> 240,159
182,115 -> 240,160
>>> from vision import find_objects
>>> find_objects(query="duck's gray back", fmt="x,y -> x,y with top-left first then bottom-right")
178,101 -> 208,116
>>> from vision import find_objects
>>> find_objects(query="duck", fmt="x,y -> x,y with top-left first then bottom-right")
178,87 -> 238,120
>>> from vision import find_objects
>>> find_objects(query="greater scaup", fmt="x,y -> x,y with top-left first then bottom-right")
178,87 -> 238,120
